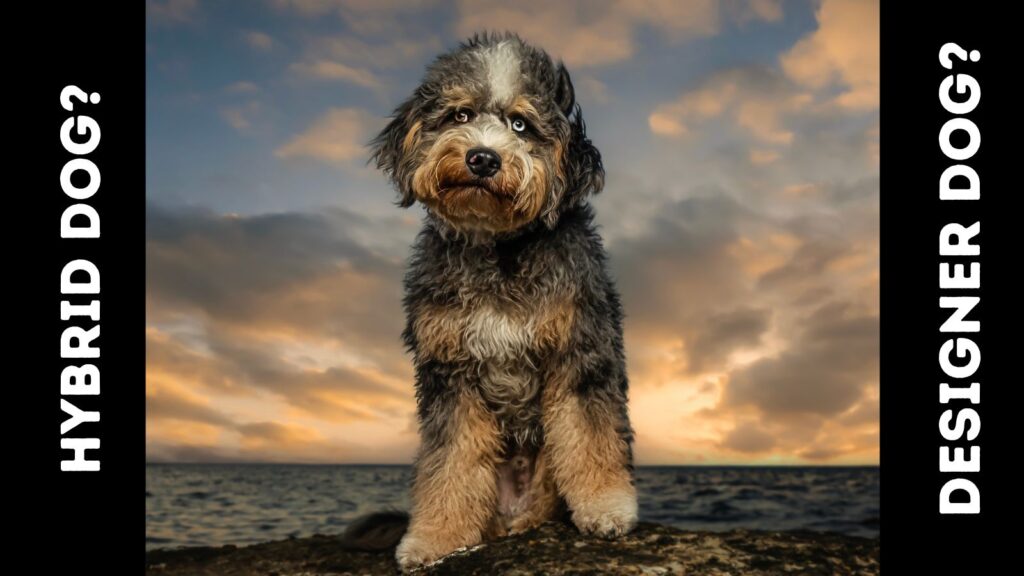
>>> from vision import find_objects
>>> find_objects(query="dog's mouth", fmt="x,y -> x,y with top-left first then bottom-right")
438,179 -> 510,200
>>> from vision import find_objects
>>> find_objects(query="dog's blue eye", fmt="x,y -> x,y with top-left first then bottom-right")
454,110 -> 471,123
511,118 -> 527,133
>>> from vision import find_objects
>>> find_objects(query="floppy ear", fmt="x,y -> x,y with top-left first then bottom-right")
369,95 -> 423,207
554,63 -> 576,116
561,108 -> 605,209
543,65 -> 604,228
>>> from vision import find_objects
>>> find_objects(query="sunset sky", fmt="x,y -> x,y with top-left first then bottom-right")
146,0 -> 879,465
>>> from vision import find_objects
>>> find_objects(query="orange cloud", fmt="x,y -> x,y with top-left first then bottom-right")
147,324 -> 418,463
289,60 -> 383,88
275,108 -> 380,166
781,0 -> 879,110
649,68 -> 813,143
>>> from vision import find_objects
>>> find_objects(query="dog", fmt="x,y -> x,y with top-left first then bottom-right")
368,32 -> 637,571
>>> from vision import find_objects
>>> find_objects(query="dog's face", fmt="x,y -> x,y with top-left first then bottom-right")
371,34 -> 604,234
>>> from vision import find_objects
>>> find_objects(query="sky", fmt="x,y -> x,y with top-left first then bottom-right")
146,0 -> 879,465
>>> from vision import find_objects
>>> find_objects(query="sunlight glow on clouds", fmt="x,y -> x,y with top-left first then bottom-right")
781,0 -> 879,109
649,68 -> 814,144
289,60 -> 384,88
275,107 -> 381,165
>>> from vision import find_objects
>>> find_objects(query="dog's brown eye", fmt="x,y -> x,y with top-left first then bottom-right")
454,109 -> 472,123
511,118 -> 527,133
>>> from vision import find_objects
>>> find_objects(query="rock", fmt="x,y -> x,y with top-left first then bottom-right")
145,521 -> 879,575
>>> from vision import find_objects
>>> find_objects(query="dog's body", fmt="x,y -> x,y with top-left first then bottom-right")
370,33 -> 637,571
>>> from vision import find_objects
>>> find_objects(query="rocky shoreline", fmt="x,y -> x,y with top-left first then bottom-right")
145,521 -> 879,575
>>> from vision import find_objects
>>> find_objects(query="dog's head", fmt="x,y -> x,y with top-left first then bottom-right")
371,33 -> 604,234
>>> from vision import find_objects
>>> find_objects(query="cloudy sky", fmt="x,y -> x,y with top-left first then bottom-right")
146,0 -> 879,465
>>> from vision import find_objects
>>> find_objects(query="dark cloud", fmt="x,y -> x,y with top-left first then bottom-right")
145,203 -> 418,434
204,331 -> 410,421
825,176 -> 881,205
237,421 -> 306,442
612,192 -> 750,333
145,370 -> 409,463
146,330 -> 248,394
147,201 -> 412,368
788,286 -> 834,307
757,238 -> 848,290
147,202 -> 398,317
721,421 -> 776,454
724,301 -> 878,416
146,387 -> 234,427
686,307 -> 771,373
148,327 -> 410,424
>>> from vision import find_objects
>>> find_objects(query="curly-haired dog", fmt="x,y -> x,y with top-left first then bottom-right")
367,33 -> 636,571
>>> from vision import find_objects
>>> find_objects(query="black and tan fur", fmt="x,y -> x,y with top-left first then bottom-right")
368,33 -> 636,571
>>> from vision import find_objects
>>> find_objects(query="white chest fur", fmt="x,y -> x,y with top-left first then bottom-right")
463,304 -> 535,363
412,297 -> 573,365
412,300 -> 565,445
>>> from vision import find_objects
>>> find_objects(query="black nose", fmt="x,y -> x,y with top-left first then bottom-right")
466,147 -> 502,178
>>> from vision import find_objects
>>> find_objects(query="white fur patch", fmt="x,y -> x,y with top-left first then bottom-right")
463,305 -> 533,362
571,487 -> 639,537
395,533 -> 429,571
480,41 -> 521,106
462,305 -> 542,444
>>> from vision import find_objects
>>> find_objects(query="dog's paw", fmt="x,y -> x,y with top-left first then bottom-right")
395,533 -> 439,573
571,487 -> 638,538
507,513 -> 543,535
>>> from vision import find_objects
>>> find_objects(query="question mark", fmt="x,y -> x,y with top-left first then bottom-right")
61,85 -> 101,111
939,43 -> 980,69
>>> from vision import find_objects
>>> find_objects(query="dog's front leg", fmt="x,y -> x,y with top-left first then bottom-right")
541,357 -> 638,538
396,386 -> 502,571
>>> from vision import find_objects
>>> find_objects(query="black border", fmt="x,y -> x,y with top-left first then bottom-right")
23,2 -> 146,572
881,2 -> 1007,572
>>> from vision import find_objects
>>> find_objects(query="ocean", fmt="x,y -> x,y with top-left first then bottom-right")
146,464 -> 879,550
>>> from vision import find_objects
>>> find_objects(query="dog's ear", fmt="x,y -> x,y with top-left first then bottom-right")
545,110 -> 605,227
559,104 -> 605,211
370,95 -> 423,207
544,64 -> 604,227
554,63 -> 575,116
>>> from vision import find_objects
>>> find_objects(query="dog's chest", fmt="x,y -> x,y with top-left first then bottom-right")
465,305 -> 545,444
413,297 -> 574,366
412,296 -> 574,445
409,239 -> 577,443
462,304 -> 537,362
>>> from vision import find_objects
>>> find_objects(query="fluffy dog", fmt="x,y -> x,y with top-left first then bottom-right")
370,33 -> 637,571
